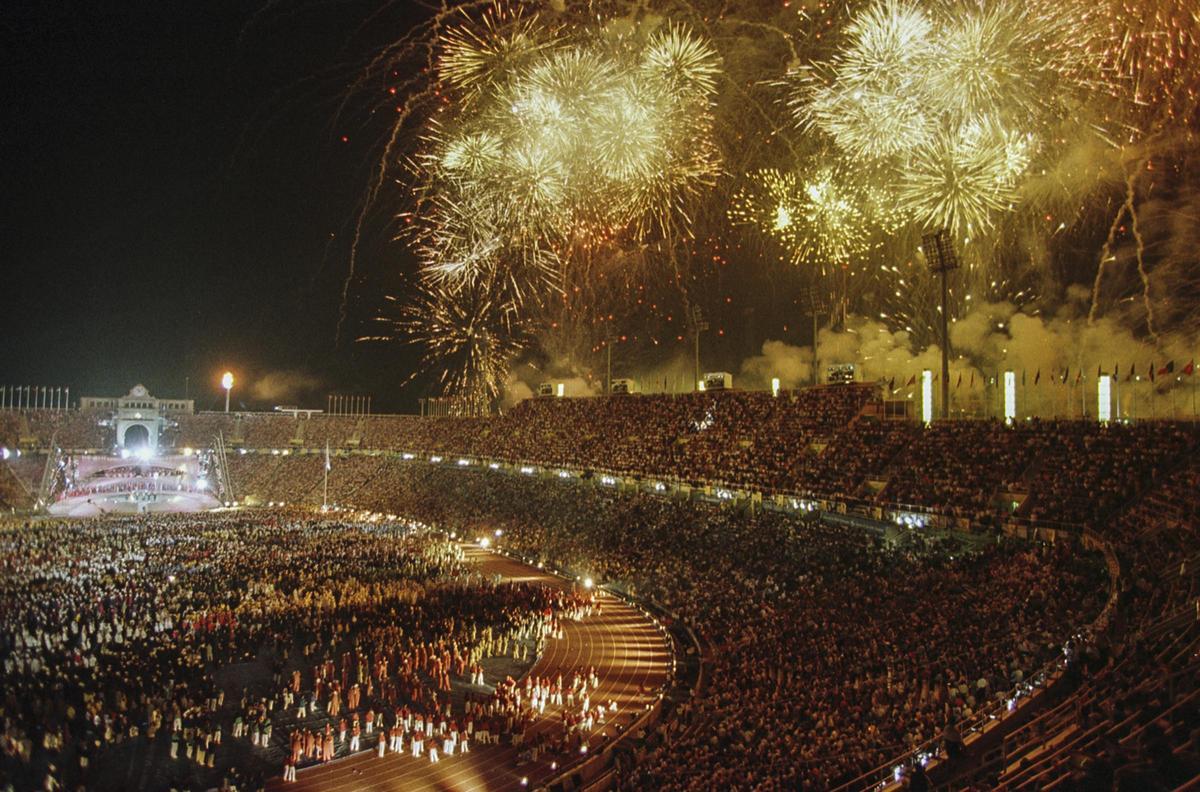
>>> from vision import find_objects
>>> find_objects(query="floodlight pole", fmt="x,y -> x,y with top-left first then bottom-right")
922,230 -> 959,420
799,287 -> 827,387
605,335 -> 613,396
813,311 -> 819,386
941,266 -> 950,418
691,306 -> 708,390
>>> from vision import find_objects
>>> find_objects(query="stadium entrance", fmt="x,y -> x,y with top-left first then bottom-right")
123,423 -> 150,449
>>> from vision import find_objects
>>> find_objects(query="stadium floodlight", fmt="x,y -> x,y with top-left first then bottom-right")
1098,375 -> 1112,422
583,577 -> 594,589
1004,371 -> 1016,424
221,371 -> 234,413
921,370 -> 933,425
922,230 -> 959,419
771,377 -> 780,398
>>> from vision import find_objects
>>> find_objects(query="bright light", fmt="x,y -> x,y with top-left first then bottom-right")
494,529 -> 502,537
520,466 -> 535,474
697,380 -> 706,392
221,372 -> 234,391
120,448 -> 131,460
402,452 -> 415,460
0,447 -> 8,461
196,478 -> 208,490
430,455 -> 442,463
556,382 -> 565,397
600,475 -> 616,486
921,370 -> 933,424
181,447 -> 192,456
583,577 -> 594,589
134,446 -> 154,461
488,462 -> 500,469
479,537 -> 491,548
457,458 -> 471,466
1098,375 -> 1112,422
771,377 -> 780,398
1004,370 -> 1016,424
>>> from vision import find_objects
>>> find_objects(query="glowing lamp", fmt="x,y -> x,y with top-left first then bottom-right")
1004,371 -> 1016,424
921,370 -> 933,425
1098,375 -> 1112,422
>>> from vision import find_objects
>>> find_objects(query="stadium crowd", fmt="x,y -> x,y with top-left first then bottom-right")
0,514 -> 595,792
6,386 -> 1200,790
11,387 -> 1200,531
258,463 -> 1108,790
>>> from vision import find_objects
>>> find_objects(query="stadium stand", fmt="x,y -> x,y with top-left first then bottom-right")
6,384 -> 1200,789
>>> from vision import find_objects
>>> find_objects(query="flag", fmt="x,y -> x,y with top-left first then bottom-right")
1034,369 -> 1041,385
906,374 -> 916,386
1158,361 -> 1175,377
324,442 -> 331,472
1184,360 -> 1195,376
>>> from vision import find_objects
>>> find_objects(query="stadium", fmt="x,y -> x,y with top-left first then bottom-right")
6,0 -> 1200,790
2,377 -> 1197,791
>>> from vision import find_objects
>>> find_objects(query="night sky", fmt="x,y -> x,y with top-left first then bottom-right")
1,2 -> 424,412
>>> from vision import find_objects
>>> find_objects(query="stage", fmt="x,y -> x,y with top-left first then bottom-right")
47,452 -> 221,516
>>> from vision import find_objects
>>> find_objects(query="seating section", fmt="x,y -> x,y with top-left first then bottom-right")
9,390 -> 1200,533
994,458 -> 1200,791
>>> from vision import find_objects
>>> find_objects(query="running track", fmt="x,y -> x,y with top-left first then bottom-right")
269,544 -> 672,792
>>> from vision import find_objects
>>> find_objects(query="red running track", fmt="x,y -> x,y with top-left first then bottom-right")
269,544 -> 672,792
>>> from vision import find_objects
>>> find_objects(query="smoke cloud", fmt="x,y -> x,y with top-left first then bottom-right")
250,370 -> 322,403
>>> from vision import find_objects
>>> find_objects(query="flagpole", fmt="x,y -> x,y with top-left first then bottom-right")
323,442 -> 329,510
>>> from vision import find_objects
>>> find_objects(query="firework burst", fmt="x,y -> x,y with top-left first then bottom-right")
365,285 -> 526,415
789,0 -> 934,160
729,166 -> 890,266
783,0 -> 1113,243
900,118 -> 1033,237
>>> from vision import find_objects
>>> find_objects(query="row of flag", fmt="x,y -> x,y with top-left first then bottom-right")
889,360 -> 1196,392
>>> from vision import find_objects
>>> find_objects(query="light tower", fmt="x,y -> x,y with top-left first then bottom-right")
921,230 -> 960,420
690,305 -> 709,391
222,371 -> 234,413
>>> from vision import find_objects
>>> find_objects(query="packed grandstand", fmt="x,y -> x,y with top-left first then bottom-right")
1,383 -> 1198,791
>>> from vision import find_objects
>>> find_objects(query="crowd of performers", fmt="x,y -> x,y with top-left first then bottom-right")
0,514 -> 607,792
